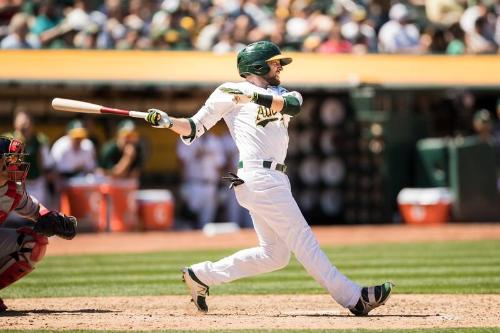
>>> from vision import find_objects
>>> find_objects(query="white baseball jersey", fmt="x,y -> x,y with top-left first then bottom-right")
182,81 -> 293,164
51,136 -> 97,175
185,81 -> 362,309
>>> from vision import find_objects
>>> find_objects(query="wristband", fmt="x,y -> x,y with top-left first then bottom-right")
182,118 -> 196,140
252,93 -> 273,108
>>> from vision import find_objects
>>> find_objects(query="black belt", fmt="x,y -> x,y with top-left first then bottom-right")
238,160 -> 287,173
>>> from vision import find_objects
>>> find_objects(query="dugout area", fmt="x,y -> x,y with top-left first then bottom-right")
0,51 -> 499,225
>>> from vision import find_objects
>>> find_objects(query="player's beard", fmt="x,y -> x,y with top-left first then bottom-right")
264,72 -> 280,86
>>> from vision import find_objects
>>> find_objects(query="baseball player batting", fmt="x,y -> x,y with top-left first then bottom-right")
145,41 -> 393,316
0,136 -> 77,312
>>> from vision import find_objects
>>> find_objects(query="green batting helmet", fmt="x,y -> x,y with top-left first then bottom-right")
237,41 -> 292,78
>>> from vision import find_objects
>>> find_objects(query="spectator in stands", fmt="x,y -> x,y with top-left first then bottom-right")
445,22 -> 466,54
74,22 -> 100,49
466,15 -> 498,54
31,0 -> 61,38
0,0 -> 499,54
378,3 -> 421,54
212,31 -> 246,54
5,109 -> 56,208
425,0 -> 464,27
93,0 -> 126,49
99,120 -> 144,180
318,23 -> 352,54
0,0 -> 22,28
51,119 -> 97,179
341,8 -> 378,54
421,25 -> 448,53
0,12 -> 39,49
495,4 -> 500,49
34,0 -> 89,49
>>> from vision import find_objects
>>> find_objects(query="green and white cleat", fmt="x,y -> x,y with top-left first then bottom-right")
182,267 -> 210,313
349,282 -> 394,316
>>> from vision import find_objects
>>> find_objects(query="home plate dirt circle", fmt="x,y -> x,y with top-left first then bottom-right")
2,224 -> 500,330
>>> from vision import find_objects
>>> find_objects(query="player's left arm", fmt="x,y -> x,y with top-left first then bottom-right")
219,87 -> 303,115
15,188 -> 77,240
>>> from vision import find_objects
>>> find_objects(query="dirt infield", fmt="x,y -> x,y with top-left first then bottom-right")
2,223 -> 500,330
3,294 -> 500,330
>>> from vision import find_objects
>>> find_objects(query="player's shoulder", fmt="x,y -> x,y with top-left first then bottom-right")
217,81 -> 247,90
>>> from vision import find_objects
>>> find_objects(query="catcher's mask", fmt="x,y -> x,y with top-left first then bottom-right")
237,41 -> 292,78
0,136 -> 30,182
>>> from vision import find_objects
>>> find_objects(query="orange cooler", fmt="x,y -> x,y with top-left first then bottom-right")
136,190 -> 174,230
397,188 -> 451,225
100,179 -> 139,232
60,177 -> 103,232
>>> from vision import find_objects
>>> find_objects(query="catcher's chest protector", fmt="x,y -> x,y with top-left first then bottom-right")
0,181 -> 23,224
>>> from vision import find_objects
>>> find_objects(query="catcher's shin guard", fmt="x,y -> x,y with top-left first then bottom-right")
0,227 -> 48,289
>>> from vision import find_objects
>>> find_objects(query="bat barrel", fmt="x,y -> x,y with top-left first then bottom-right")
52,98 -> 102,114
52,98 -> 149,119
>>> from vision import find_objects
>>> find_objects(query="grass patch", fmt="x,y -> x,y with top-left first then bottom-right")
1,240 -> 499,298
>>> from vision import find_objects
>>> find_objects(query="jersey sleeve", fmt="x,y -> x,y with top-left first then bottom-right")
181,84 -> 235,145
14,185 -> 42,221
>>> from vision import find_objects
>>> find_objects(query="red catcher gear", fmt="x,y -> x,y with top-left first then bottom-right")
0,136 -> 30,182
0,181 -> 23,223
0,227 -> 48,290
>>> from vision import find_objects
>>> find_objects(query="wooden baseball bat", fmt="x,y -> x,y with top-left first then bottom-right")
51,98 -> 148,119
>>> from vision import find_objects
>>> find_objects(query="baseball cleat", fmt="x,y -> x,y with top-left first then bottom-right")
182,267 -> 209,313
349,282 -> 394,316
0,297 -> 7,312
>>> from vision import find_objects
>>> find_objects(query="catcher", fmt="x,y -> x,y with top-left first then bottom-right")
0,136 -> 77,312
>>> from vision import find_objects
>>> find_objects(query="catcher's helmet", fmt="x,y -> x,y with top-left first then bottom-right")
237,41 -> 292,78
0,136 -> 29,182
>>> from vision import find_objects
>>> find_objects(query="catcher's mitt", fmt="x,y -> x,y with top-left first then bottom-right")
34,211 -> 77,240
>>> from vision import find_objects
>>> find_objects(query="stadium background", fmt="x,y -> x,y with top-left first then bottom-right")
0,1 -> 500,332
1,52 -> 499,226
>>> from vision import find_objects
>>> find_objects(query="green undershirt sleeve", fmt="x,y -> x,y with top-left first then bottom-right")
282,95 -> 301,116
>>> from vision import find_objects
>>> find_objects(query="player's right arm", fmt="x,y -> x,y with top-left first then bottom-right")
145,112 -> 193,137
145,84 -> 235,143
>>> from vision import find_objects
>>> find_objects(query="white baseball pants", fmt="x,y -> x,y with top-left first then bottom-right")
191,167 -> 361,308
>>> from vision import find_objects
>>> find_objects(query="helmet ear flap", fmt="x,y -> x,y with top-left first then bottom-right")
252,62 -> 270,76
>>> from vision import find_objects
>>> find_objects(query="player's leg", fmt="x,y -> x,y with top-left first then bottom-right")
190,209 -> 291,285
252,173 -> 392,313
239,171 -> 361,308
183,210 -> 290,312
0,227 -> 49,311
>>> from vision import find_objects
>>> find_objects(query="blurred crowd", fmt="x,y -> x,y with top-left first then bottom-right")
0,0 -> 498,54
3,110 -> 145,210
